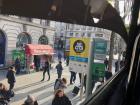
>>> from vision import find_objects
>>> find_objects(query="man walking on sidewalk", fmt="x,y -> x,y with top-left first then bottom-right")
41,60 -> 50,81
6,67 -> 16,90
56,61 -> 63,78
70,71 -> 76,84
15,57 -> 21,74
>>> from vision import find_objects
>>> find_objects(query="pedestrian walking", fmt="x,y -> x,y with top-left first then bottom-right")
34,56 -> 40,72
41,61 -> 50,81
15,57 -> 21,74
83,74 -> 87,92
70,71 -> 76,84
52,89 -> 72,105
56,61 -> 63,79
22,95 -> 38,105
115,60 -> 119,72
6,67 -> 16,90
79,73 -> 82,84
66,56 -> 69,66
0,83 -> 11,105
58,53 -> 62,61
105,68 -> 112,81
104,58 -> 109,69
54,78 -> 67,92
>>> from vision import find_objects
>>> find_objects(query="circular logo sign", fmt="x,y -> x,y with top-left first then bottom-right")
73,40 -> 85,53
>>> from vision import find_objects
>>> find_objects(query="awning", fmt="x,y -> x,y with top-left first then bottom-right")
25,44 -> 54,56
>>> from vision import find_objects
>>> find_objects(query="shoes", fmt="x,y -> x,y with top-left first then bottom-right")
47,79 -> 50,81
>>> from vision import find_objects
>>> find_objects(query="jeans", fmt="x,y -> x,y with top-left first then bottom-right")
57,71 -> 62,79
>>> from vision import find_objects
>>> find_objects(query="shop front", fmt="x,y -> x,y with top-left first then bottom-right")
25,44 -> 54,73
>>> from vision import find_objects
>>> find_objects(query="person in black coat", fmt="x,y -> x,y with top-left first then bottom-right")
41,61 -> 50,81
104,58 -> 109,69
56,61 -> 63,79
115,61 -> 119,72
52,89 -> 71,105
66,56 -> 69,66
105,69 -> 112,81
70,71 -> 76,84
6,67 -> 16,90
15,57 -> 21,74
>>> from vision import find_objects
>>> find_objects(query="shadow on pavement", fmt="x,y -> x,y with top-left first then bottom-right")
14,81 -> 55,91
11,83 -> 54,103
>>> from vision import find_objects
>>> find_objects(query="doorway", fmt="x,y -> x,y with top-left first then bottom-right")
0,31 -> 6,67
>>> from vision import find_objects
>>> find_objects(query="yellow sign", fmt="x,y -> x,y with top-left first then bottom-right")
70,38 -> 90,58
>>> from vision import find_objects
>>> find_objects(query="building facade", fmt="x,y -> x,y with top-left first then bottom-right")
54,22 -> 126,59
54,22 -> 111,51
0,15 -> 55,67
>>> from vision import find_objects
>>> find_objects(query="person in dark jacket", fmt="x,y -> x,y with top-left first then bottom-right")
70,71 -> 76,84
0,83 -> 11,105
15,57 -> 21,74
104,58 -> 109,69
6,67 -> 16,90
66,56 -> 69,66
115,60 -> 119,72
58,53 -> 62,61
41,61 -> 50,81
52,89 -> 71,105
105,69 -> 112,81
56,61 -> 63,79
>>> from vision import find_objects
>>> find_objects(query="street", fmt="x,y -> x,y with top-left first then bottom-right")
0,61 -> 81,105
0,57 -> 118,105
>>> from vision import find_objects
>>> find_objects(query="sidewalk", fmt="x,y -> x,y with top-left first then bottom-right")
0,59 -> 68,89
0,60 -> 80,105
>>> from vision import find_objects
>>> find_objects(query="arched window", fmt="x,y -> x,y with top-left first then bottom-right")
16,33 -> 31,48
0,30 -> 6,66
38,35 -> 49,45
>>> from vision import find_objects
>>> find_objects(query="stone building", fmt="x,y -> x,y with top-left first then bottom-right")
0,15 -> 55,67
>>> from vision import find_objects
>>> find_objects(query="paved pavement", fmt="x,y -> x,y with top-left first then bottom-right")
0,58 -> 118,105
0,61 -> 82,105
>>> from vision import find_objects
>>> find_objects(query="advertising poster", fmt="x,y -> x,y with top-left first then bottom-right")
69,38 -> 90,63
69,38 -> 91,73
